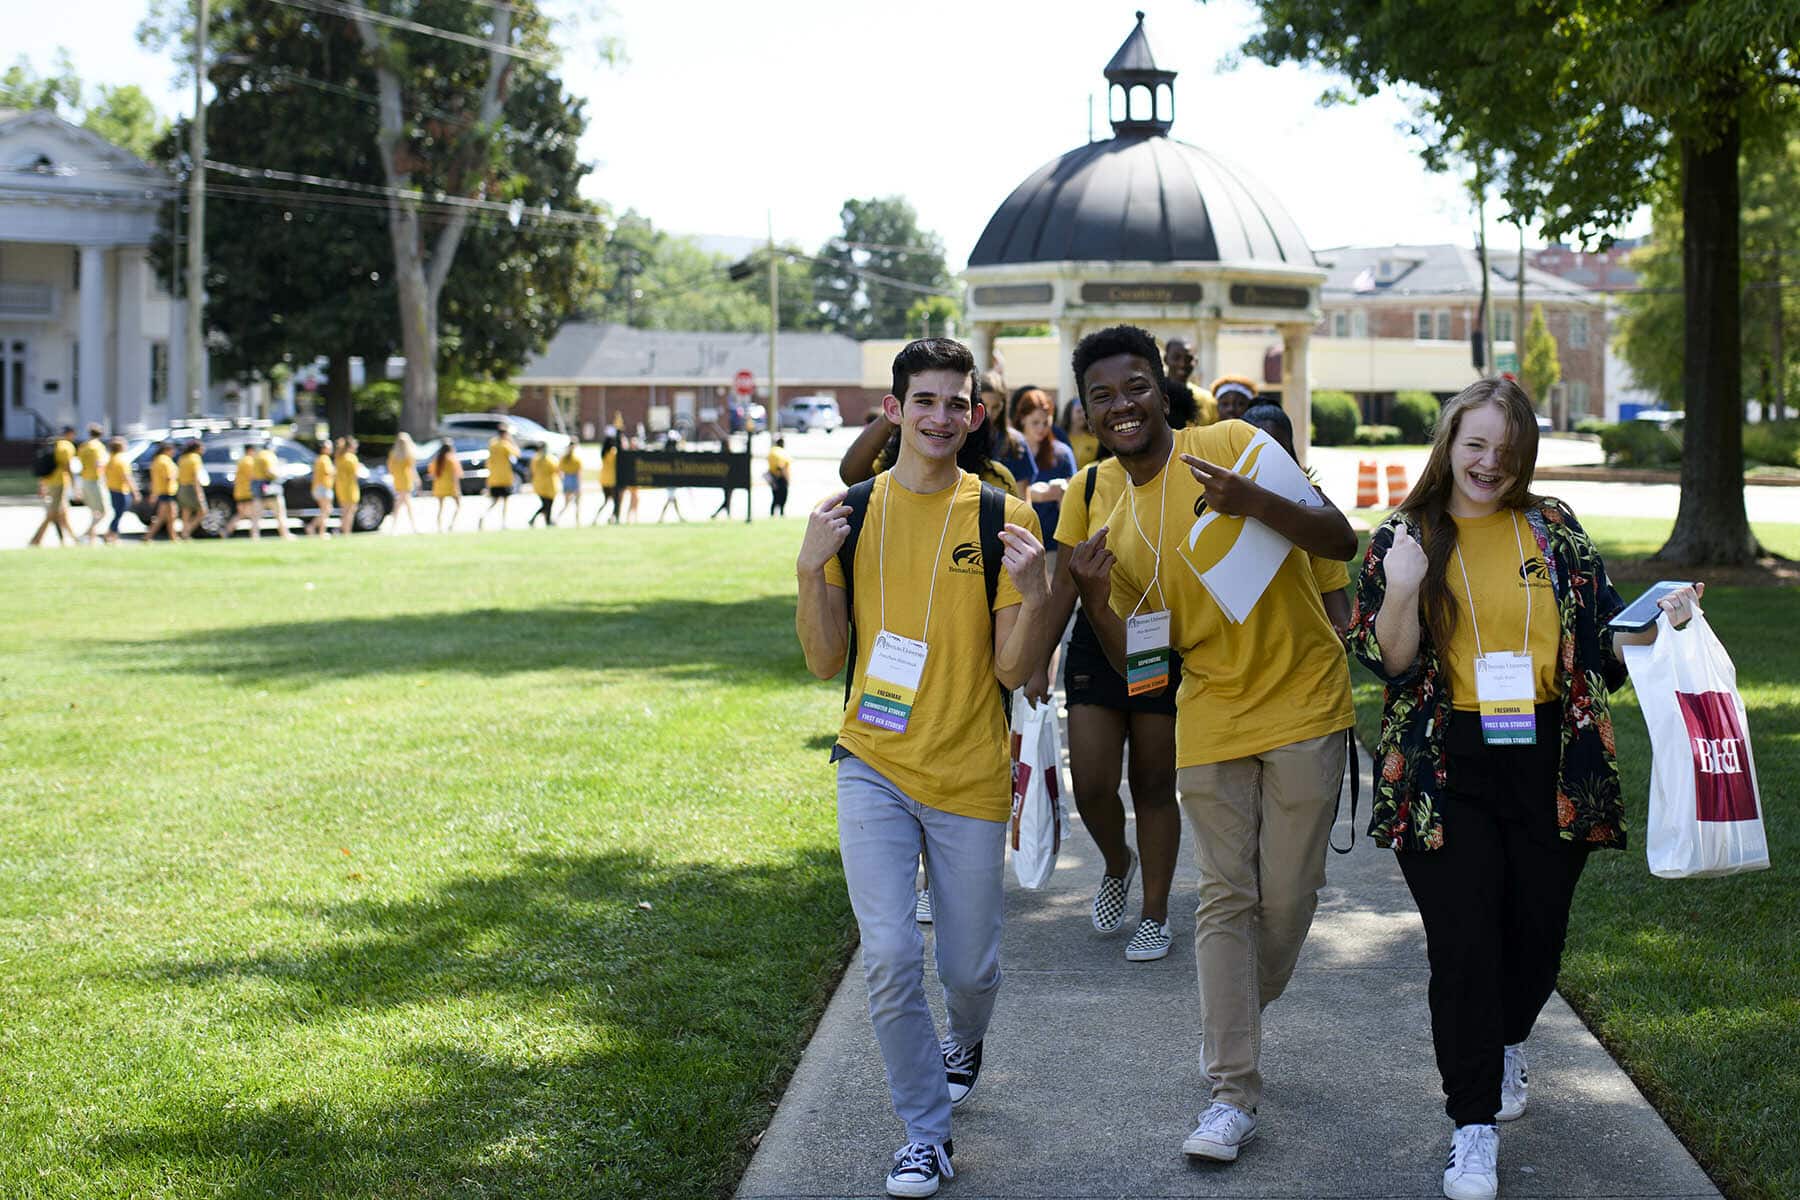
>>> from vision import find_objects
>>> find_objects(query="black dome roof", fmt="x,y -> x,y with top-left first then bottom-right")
968,134 -> 1314,269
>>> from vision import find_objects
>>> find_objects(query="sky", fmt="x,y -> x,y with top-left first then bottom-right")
13,0 -> 1649,266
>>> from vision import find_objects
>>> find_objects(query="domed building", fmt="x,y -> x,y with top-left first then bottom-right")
963,12 -> 1327,460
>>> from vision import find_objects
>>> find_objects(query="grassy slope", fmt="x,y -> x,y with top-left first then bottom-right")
1348,519 -> 1800,1200
0,523 -> 851,1200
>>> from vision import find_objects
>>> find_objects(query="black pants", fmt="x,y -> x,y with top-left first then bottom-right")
1396,702 -> 1590,1128
530,496 -> 555,525
770,476 -> 788,515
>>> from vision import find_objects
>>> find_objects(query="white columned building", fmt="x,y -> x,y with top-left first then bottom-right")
0,108 -> 188,443
962,14 -> 1326,462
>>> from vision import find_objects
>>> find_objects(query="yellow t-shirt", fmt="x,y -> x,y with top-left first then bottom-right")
388,447 -> 417,492
254,449 -> 278,486
1186,384 -> 1220,427
150,454 -> 178,497
312,453 -> 335,491
177,451 -> 203,487
1442,509 -> 1562,711
104,454 -> 131,492
559,448 -> 583,477
49,439 -> 75,489
429,454 -> 460,497
1102,422 -> 1353,767
1053,458 -> 1127,550
335,452 -> 361,504
600,446 -> 617,488
531,452 -> 558,499
488,438 -> 517,487
1311,555 -> 1350,595
872,444 -> 1018,498
233,455 -> 256,501
822,471 -> 1041,822
1068,431 -> 1101,469
767,446 -> 792,479
78,438 -> 107,481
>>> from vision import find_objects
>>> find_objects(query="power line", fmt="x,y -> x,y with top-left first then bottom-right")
204,158 -> 605,227
265,0 -> 555,65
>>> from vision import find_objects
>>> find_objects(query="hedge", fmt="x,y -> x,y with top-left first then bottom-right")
1392,390 -> 1440,443
1312,390 -> 1360,446
1353,424 -> 1403,446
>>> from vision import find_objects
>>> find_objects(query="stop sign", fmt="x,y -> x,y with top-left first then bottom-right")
733,369 -> 755,398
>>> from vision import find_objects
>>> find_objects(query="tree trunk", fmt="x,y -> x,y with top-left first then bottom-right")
324,350 -> 355,440
1654,115 -> 1759,566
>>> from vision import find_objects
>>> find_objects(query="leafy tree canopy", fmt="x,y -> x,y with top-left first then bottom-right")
2,50 -> 168,159
584,210 -> 822,332
810,196 -> 954,339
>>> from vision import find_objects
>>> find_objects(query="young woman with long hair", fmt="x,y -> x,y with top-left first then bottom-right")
1009,386 -> 1076,545
429,441 -> 463,532
1349,377 -> 1701,1200
388,431 -> 420,534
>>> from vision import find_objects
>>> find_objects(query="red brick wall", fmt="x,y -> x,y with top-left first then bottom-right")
514,382 -> 890,436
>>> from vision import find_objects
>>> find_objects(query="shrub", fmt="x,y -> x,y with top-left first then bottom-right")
1598,421 -> 1681,468
351,380 -> 402,436
1312,390 -> 1359,446
1353,424 -> 1403,446
1574,417 -> 1610,436
441,376 -> 520,415
1391,390 -> 1440,443
1742,420 -> 1800,468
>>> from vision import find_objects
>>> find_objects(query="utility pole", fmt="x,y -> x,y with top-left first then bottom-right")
767,211 -> 779,436
186,0 -> 208,417
1475,187 -> 1494,378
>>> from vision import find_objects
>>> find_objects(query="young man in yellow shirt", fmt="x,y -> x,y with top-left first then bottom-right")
795,338 -> 1050,1199
528,447 -> 559,527
1066,325 -> 1357,1165
480,424 -> 520,530
766,436 -> 792,517
76,424 -> 113,545
29,425 -> 78,547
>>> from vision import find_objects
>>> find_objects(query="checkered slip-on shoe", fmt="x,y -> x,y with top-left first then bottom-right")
1124,917 -> 1172,961
914,887 -> 932,925
1090,851 -> 1138,933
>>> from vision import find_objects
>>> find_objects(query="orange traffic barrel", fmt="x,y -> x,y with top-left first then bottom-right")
1385,463 -> 1410,506
1355,460 -> 1380,508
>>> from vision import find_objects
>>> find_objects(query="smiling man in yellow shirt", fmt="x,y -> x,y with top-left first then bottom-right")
1066,325 -> 1356,1167
795,338 -> 1049,1198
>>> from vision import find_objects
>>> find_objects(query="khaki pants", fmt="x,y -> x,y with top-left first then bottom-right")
1177,729 -> 1346,1113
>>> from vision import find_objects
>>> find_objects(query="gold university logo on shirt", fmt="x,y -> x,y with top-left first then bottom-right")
948,542 -> 983,575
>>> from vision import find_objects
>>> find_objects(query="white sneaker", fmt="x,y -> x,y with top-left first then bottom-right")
1181,1101 -> 1257,1161
1498,1044 -> 1527,1121
1443,1123 -> 1499,1200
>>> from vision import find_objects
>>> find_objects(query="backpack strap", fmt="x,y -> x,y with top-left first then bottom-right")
836,478 -> 877,710
1083,462 -> 1098,510
977,481 -> 1014,724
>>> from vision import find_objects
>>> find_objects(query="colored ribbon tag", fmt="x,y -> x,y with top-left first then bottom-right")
1125,610 -> 1172,697
857,630 -> 928,733
1475,652 -> 1536,745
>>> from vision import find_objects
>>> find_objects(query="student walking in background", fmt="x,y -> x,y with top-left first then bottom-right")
529,447 -> 559,527
143,442 -> 180,543
307,440 -> 336,537
1351,377 -> 1703,1200
430,442 -> 463,532
220,443 -> 263,540
253,440 -> 293,539
176,439 -> 209,540
595,433 -> 620,525
767,436 -> 792,516
557,441 -> 584,524
103,437 -> 137,545
480,424 -> 520,530
76,425 -> 112,545
29,426 -> 78,547
334,438 -> 362,534
1011,386 -> 1076,547
388,432 -> 420,534
1062,397 -> 1102,469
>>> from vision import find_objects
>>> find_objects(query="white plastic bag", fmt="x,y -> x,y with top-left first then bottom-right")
1008,694 -> 1064,889
1622,605 -> 1769,879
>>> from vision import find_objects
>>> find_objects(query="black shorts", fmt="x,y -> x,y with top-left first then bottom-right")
1062,611 -> 1180,716
489,484 -> 515,498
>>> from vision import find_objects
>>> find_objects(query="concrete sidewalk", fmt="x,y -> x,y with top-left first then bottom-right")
738,742 -> 1720,1200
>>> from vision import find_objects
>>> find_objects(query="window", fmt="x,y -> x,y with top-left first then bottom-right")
150,342 -> 169,406
548,385 -> 579,433
1437,310 -> 1452,340
1568,380 -> 1590,416
1332,311 -> 1349,338
1569,311 -> 1589,348
1416,311 -> 1433,339
1416,310 -> 1452,340
1352,310 -> 1367,338
1495,310 -> 1515,344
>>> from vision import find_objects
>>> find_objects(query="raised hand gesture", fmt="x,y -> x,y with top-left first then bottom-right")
997,522 -> 1048,603
797,490 -> 854,574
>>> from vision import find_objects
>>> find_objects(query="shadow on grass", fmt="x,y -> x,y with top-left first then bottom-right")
114,848 -> 856,1199
93,597 -> 807,685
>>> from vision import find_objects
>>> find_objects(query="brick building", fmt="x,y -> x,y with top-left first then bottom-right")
1529,238 -> 1645,294
1314,244 -> 1608,427
511,322 -> 886,437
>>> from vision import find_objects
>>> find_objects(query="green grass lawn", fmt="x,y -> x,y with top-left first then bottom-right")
1349,518 -> 1800,1200
0,467 -> 42,496
0,523 -> 851,1199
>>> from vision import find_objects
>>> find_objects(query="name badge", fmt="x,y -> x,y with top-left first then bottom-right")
857,630 -> 928,733
1125,610 -> 1172,697
1475,652 -> 1536,745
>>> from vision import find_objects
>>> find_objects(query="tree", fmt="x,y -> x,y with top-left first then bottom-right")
905,295 -> 961,339
1522,305 -> 1561,424
2,51 -> 167,159
583,210 -> 823,332
143,0 -> 598,437
810,197 -> 954,338
1236,1 -> 1800,564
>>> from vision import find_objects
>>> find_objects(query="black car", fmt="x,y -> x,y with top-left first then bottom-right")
127,432 -> 395,535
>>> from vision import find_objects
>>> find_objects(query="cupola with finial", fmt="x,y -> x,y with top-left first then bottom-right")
1105,11 -> 1176,137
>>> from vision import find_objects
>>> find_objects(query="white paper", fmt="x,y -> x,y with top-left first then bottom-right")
1176,430 -> 1322,623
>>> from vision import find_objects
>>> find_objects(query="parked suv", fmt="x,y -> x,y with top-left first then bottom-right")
437,412 -> 572,460
779,395 -> 843,434
126,431 -> 395,535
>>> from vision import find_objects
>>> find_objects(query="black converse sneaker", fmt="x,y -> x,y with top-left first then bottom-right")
941,1037 -> 983,1107
887,1139 -> 954,1198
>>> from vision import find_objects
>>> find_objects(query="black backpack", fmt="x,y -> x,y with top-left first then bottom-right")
31,446 -> 57,479
836,475 -> 1011,721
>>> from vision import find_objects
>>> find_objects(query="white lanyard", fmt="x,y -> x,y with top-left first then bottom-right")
1126,447 -> 1172,618
1452,510 -> 1531,658
878,470 -> 962,641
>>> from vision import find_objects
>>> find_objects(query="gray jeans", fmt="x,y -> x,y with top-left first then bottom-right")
836,755 -> 1006,1144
